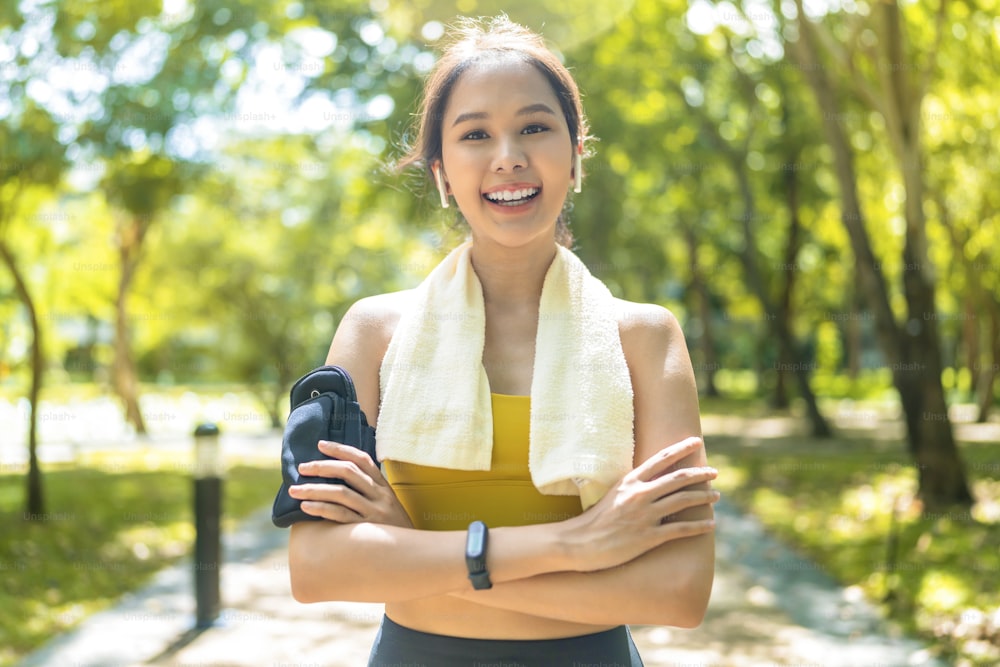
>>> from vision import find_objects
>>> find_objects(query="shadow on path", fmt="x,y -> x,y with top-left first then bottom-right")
19,497 -> 944,667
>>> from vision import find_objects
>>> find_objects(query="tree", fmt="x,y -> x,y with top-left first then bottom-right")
55,0 -> 270,432
101,155 -> 191,434
568,0 -> 837,430
916,7 -> 1000,423
0,103 -> 67,516
787,0 -> 973,508
667,66 -> 832,436
139,132 -> 426,424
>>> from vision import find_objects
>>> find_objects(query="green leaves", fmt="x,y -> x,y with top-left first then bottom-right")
0,101 -> 66,190
102,153 -> 189,218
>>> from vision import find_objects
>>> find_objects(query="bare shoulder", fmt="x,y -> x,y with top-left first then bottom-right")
616,299 -> 697,412
336,290 -> 413,340
326,289 -> 414,425
614,298 -> 684,360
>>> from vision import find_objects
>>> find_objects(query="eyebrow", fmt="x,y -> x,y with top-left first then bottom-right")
451,103 -> 557,127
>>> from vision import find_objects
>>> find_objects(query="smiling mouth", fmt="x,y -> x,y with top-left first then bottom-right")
483,187 -> 541,206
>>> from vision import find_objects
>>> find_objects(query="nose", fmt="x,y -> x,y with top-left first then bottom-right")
490,135 -> 526,172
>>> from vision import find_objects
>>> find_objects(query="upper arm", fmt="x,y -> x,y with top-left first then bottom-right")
619,301 -> 714,624
619,301 -> 709,509
323,291 -> 406,428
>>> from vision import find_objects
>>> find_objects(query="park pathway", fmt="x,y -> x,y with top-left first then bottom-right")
19,495 -> 943,667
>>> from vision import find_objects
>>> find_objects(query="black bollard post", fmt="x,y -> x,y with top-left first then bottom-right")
193,422 -> 222,628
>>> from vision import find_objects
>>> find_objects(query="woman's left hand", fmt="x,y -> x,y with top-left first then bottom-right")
288,441 -> 413,528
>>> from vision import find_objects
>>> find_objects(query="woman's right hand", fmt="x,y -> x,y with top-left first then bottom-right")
560,436 -> 718,572
290,441 -> 413,529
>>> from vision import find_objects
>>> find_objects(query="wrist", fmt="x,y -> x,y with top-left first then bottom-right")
484,522 -> 576,583
553,514 -> 587,572
537,519 -> 580,573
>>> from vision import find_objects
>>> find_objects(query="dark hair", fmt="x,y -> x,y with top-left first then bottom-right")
397,16 -> 590,247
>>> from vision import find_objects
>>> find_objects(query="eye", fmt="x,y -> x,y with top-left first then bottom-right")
522,124 -> 549,135
461,129 -> 488,141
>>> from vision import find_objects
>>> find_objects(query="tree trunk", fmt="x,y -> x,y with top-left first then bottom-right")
114,214 -> 147,435
774,131 -> 817,421
791,1 -> 973,508
772,80 -> 798,414
683,224 -> 720,397
772,347 -> 791,409
845,291 -> 862,380
0,240 -> 45,517
674,73 -> 832,437
256,362 -> 299,430
878,0 -> 973,508
250,382 -> 283,429
935,189 -> 979,396
732,156 -> 831,436
271,362 -> 299,428
674,79 -> 831,433
962,299 -> 978,392
977,301 -> 1000,423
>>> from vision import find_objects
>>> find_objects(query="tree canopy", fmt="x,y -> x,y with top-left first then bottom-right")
2,0 -> 997,508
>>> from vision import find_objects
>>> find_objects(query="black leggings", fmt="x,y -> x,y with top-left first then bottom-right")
367,614 -> 644,667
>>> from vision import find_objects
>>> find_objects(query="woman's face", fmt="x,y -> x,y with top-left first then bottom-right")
439,58 -> 575,250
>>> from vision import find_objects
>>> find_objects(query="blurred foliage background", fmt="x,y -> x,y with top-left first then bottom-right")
1,0 -> 999,665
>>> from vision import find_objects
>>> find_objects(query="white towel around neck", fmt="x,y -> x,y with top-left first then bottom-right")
377,241 -> 634,510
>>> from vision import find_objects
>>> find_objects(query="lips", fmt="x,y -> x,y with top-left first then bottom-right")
482,184 -> 541,207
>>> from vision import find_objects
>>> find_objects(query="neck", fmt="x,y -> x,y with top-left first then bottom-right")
469,238 -> 559,307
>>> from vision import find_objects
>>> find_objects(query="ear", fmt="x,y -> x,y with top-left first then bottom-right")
572,141 -> 583,193
434,162 -> 450,190
433,161 -> 451,209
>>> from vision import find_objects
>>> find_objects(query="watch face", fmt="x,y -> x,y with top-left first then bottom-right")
467,523 -> 485,556
465,521 -> 491,588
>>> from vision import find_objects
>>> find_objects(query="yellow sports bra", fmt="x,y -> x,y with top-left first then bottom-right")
383,393 -> 584,530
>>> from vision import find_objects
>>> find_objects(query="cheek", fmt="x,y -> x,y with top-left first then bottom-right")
539,136 -> 575,170
441,148 -> 483,188
446,148 -> 479,171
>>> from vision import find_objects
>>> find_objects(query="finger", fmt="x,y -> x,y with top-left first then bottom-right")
633,437 -> 705,482
298,458 -> 379,499
319,441 -> 385,486
299,500 -> 364,523
657,518 -> 716,541
656,489 -> 721,521
291,483 -> 369,516
290,481 -> 362,503
650,466 -> 718,498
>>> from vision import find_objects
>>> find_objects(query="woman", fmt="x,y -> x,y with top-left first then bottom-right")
287,16 -> 718,666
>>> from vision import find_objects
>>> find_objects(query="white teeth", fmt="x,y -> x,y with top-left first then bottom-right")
485,188 -> 539,203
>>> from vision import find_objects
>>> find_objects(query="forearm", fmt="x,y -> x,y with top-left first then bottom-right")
289,520 -> 571,603
443,445 -> 718,627
450,533 -> 715,627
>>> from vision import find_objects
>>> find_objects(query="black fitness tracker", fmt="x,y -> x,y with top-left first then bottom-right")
465,520 -> 492,590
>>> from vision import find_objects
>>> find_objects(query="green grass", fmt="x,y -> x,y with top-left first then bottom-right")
708,427 -> 1000,667
0,455 -> 278,667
